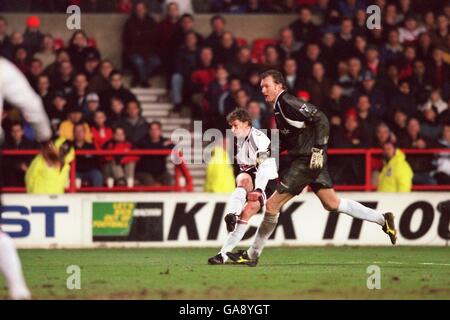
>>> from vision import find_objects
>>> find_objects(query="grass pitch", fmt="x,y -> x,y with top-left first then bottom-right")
1,247 -> 450,299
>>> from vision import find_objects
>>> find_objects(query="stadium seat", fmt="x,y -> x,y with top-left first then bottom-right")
251,38 -> 278,64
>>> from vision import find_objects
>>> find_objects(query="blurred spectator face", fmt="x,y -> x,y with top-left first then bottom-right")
53,96 -> 66,111
10,124 -> 24,143
330,84 -> 342,99
407,118 -> 420,137
387,30 -> 400,45
211,17 -> 225,34
69,110 -> 83,123
100,61 -> 114,79
385,4 -> 397,20
126,101 -> 140,119
185,32 -> 198,49
37,75 -> 50,93
337,60 -> 349,76
357,96 -> 370,112
348,58 -> 361,76
394,110 -> 407,128
74,124 -> 86,143
135,2 -> 148,20
111,73 -> 123,90
419,33 -> 432,48
229,78 -> 241,93
57,50 -> 71,64
340,19 -> 353,35
0,18 -> 7,36
398,81 -> 410,94
306,44 -> 320,60
15,48 -> 27,62
94,111 -> 106,127
167,3 -> 180,20
442,125 -> 450,142
437,15 -> 448,30
10,32 -> 23,46
280,28 -> 294,47
149,123 -> 162,141
345,116 -> 358,133
354,36 -> 367,52
235,90 -> 249,108
430,89 -> 442,102
85,58 -> 99,74
432,48 -> 443,63
365,48 -> 379,62
405,17 -> 417,31
42,35 -> 54,51
237,47 -> 251,64
72,31 -> 88,48
247,101 -> 261,119
111,98 -> 124,115
382,142 -> 396,160
312,63 -> 325,80
387,64 -> 399,79
221,32 -> 234,49
283,58 -> 297,76
60,61 -> 73,78
355,9 -> 366,25
322,32 -> 335,47
200,48 -> 213,66
30,60 -> 43,76
376,124 -> 390,144
248,73 -> 260,86
74,74 -> 88,92
423,108 -> 437,122
362,77 -> 375,91
114,128 -> 126,142
181,16 -> 194,32
87,100 -> 99,113
264,46 -> 279,65
413,60 -> 425,76
300,8 -> 312,24
216,67 -> 228,83
423,11 -> 435,27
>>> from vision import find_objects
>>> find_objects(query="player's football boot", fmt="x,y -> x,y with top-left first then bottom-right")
207,253 -> 224,265
226,250 -> 258,267
224,213 -> 238,232
382,212 -> 397,245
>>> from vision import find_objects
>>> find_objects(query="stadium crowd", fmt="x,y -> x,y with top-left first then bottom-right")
0,0 -> 450,191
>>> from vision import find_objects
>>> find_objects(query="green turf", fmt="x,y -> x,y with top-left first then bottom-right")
1,247 -> 450,299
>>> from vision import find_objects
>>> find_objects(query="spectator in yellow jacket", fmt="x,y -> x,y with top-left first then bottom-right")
378,141 -> 413,192
25,138 -> 75,194
59,106 -> 92,143
204,138 -> 235,193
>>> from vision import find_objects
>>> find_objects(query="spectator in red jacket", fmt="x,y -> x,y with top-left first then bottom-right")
91,110 -> 113,150
103,126 -> 139,187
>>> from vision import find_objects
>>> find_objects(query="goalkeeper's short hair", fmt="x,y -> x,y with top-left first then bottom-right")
227,108 -> 252,126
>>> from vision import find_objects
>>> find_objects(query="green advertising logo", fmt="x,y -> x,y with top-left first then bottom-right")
93,202 -> 135,236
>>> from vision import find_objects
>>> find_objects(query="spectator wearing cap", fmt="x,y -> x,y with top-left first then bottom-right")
117,100 -> 149,146
100,71 -> 137,109
85,93 -> 101,126
34,34 -> 56,69
83,51 -> 100,80
122,1 -> 161,87
353,70 -> 386,119
377,141 -> 413,192
88,59 -> 114,94
23,15 -> 44,55
59,105 -> 92,143
47,92 -> 68,134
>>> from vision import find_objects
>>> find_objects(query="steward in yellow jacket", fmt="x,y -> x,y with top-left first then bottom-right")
25,138 -> 75,194
378,143 -> 413,192
204,145 -> 235,193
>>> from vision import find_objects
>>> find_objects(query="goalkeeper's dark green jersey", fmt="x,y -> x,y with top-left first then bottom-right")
273,91 -> 330,157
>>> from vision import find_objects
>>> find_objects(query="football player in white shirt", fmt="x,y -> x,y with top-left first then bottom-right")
208,108 -> 278,265
0,57 -> 55,299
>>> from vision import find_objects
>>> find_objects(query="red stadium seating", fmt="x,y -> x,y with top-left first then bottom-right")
251,38 -> 278,64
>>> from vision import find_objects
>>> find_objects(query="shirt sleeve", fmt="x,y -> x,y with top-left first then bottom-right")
0,58 -> 51,142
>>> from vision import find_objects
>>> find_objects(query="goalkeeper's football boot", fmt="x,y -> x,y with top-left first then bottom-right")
224,213 -> 238,232
226,250 -> 258,267
382,212 -> 397,245
207,253 -> 224,265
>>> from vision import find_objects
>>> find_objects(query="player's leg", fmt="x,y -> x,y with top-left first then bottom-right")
314,188 -> 397,244
224,172 -> 253,232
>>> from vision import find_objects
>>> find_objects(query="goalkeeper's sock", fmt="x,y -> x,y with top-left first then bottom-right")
247,213 -> 279,260
0,232 -> 31,299
337,198 -> 385,226
220,221 -> 249,261
228,187 -> 247,215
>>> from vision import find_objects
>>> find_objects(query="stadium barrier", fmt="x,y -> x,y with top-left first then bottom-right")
2,148 -> 449,192
1,192 -> 448,248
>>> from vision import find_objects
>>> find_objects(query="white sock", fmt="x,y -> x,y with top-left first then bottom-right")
338,198 -> 385,226
248,213 -> 279,259
228,187 -> 247,215
0,232 -> 31,300
220,221 -> 249,262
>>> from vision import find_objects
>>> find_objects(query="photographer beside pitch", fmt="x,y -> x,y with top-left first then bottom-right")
227,70 -> 398,266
